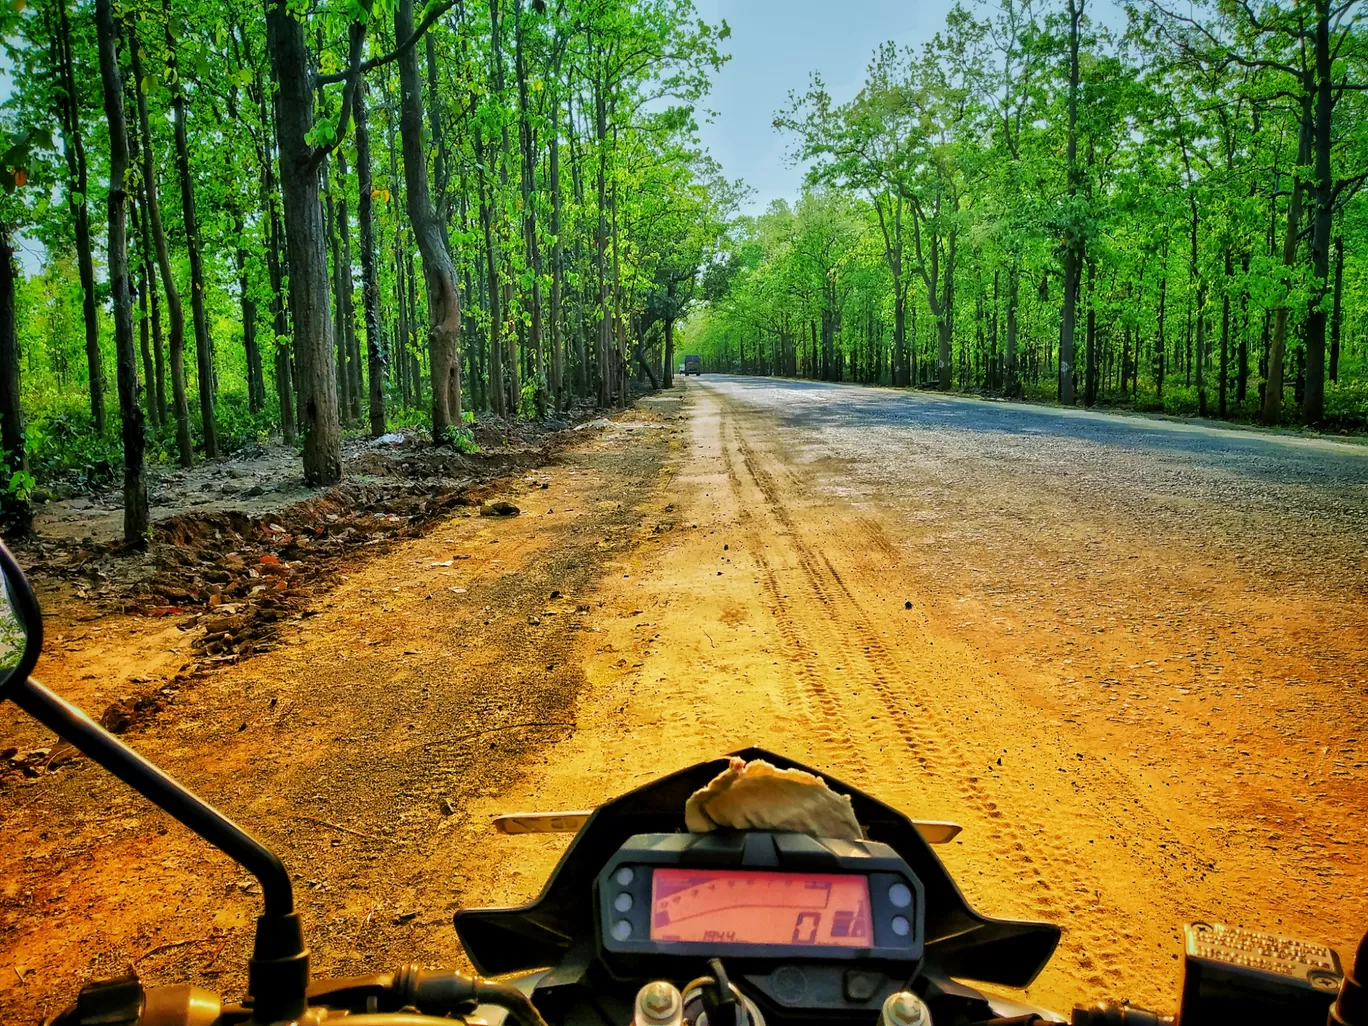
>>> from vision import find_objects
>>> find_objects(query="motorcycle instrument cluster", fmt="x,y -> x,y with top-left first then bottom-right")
596,831 -> 925,970
648,868 -> 876,948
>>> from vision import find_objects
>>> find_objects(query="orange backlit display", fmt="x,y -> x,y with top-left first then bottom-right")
650,869 -> 873,947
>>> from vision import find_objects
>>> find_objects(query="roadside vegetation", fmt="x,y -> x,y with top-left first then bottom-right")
681,0 -> 1368,432
0,0 -> 735,540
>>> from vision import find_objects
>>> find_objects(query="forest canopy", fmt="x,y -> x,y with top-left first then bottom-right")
1,0 -> 1366,545
0,0 -> 734,539
682,0 -> 1368,431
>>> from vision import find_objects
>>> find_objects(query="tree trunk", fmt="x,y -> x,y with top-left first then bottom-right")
267,0 -> 342,484
1155,264 -> 1168,397
354,81 -> 387,437
326,161 -> 348,420
0,230 -> 29,535
132,197 -> 158,427
489,0 -> 519,414
475,121 -> 504,418
566,90 -> 589,399
1219,249 -> 1231,417
224,77 -> 265,417
1237,255 -> 1250,402
1084,263 -> 1097,406
404,247 -> 423,408
610,178 -> 627,403
938,234 -> 956,390
1058,0 -> 1082,406
1005,261 -> 1020,397
1189,195 -> 1207,416
664,316 -> 676,389
394,0 -> 461,440
128,17 -> 192,467
252,61 -> 296,444
515,0 -> 545,417
136,186 -> 168,428
893,291 -> 907,388
594,75 -> 611,407
383,95 -> 409,408
337,153 -> 363,422
549,88 -> 566,407
234,211 -> 263,413
1302,4 -> 1333,424
54,0 -> 104,434
165,1 -> 218,458
1329,234 -> 1343,384
96,0 -> 148,544
267,194 -> 297,445
1262,96 -> 1312,426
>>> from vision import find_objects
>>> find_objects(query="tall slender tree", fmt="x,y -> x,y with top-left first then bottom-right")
95,0 -> 148,543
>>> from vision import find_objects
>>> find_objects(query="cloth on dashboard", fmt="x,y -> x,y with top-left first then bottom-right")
684,757 -> 864,840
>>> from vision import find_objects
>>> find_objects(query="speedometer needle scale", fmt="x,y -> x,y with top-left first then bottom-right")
650,869 -> 873,947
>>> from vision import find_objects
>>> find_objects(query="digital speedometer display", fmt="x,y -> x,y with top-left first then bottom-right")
650,869 -> 873,947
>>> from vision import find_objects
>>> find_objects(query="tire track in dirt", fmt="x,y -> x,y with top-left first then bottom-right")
810,548 -> 1137,988
713,398 -> 872,780
719,393 -> 1133,991
825,511 -> 1229,987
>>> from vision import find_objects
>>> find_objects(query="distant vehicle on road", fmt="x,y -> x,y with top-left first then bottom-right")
683,354 -> 702,376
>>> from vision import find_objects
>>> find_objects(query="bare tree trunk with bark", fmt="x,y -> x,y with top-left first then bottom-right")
128,17 -> 192,467
234,209 -> 264,413
267,0 -> 342,484
396,0 -> 462,439
1262,96 -> 1311,426
164,0 -> 218,457
96,0 -> 148,544
515,0 -> 546,417
335,152 -> 362,423
0,230 -> 29,535
54,0 -> 104,434
1058,0 -> 1083,405
136,186 -> 168,427
354,81 -> 388,437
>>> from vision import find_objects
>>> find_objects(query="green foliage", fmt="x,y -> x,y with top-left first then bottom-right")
212,392 -> 278,454
1323,380 -> 1368,432
5,467 -> 36,503
24,399 -> 123,491
519,378 -> 541,420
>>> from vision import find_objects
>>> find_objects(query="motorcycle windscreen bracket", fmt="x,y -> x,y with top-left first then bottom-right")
594,830 -> 925,974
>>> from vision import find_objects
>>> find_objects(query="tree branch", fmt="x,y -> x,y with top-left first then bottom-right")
315,0 -> 457,86
307,17 -> 367,172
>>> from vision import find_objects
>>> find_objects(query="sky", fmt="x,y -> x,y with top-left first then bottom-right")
688,0 -> 960,217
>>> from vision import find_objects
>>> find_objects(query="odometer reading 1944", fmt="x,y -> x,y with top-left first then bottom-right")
649,869 -> 873,947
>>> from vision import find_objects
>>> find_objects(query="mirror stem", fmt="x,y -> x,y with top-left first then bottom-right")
11,675 -> 295,917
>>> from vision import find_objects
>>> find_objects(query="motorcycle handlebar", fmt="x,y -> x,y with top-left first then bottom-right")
52,967 -> 551,1026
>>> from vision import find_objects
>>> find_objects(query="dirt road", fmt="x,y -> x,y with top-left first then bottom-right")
464,377 -> 1368,1014
3,379 -> 1366,1021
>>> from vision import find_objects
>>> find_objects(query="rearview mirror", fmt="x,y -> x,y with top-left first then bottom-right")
0,540 -> 42,696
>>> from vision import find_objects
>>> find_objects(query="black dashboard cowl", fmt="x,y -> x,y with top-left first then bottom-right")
454,747 -> 1060,987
